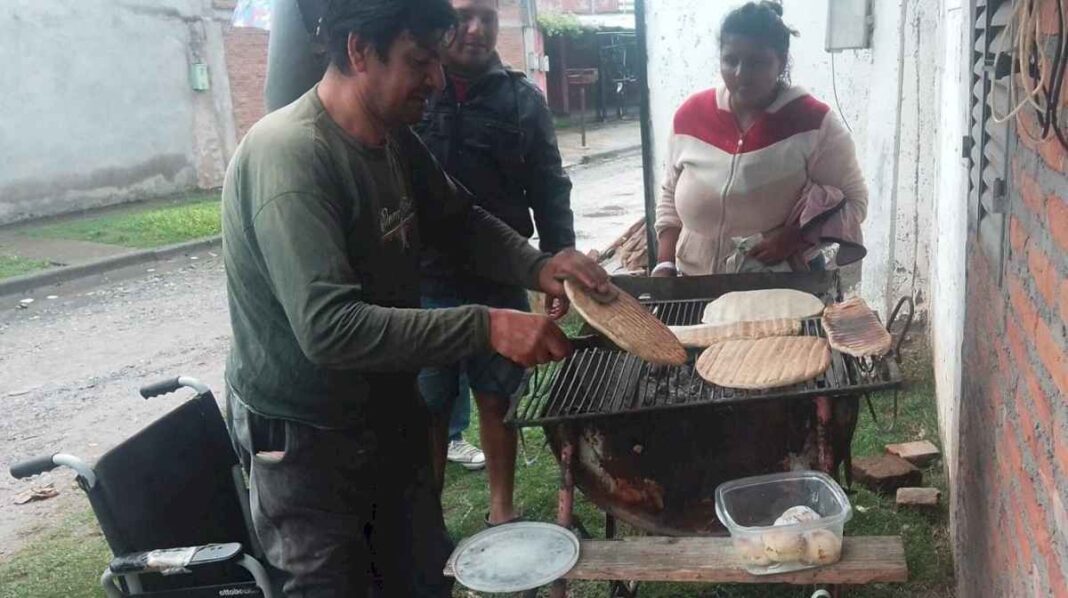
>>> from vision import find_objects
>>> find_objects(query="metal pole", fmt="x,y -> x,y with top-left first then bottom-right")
579,86 -> 588,147
550,426 -> 577,598
633,0 -> 658,272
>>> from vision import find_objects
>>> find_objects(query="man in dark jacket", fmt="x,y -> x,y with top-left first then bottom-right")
415,0 -> 575,526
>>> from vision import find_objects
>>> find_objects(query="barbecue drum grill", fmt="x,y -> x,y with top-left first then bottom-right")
507,271 -> 907,537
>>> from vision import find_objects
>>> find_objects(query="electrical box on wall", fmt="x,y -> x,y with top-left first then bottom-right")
190,63 -> 210,92
825,0 -> 872,51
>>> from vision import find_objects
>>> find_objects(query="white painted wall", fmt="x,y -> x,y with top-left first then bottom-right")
0,0 -> 237,224
641,0 -> 969,493
930,0 -> 969,495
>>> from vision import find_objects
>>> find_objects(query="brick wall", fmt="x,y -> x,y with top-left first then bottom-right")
223,26 -> 269,140
956,2 -> 1068,593
498,0 -> 528,72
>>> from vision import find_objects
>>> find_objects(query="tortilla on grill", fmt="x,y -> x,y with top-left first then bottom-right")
695,336 -> 831,390
668,318 -> 802,348
564,279 -> 687,366
701,289 -> 825,326
821,296 -> 893,358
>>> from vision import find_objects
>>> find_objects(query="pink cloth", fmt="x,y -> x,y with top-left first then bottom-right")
790,182 -> 866,267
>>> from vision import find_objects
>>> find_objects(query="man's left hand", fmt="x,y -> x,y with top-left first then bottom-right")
748,226 -> 808,265
538,249 -> 611,298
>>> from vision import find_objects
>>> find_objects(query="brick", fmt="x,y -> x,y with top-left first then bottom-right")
1018,109 -> 1042,152
885,440 -> 941,466
851,454 -> 923,493
1035,319 -> 1068,398
1028,244 -> 1058,308
1008,271 -> 1041,334
1040,138 -> 1066,173
1040,1 -> 1062,35
1016,163 -> 1048,216
1010,215 -> 1030,254
1050,197 -> 1068,253
895,487 -> 941,508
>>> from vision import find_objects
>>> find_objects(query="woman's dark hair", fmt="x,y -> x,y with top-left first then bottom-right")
720,2 -> 798,79
321,0 -> 457,72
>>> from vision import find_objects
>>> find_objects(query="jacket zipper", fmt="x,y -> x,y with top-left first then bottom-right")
714,135 -> 744,270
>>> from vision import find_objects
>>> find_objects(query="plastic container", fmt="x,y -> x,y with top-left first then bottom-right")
715,471 -> 853,575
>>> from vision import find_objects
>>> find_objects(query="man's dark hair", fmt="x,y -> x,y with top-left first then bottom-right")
321,0 -> 457,72
720,2 -> 798,68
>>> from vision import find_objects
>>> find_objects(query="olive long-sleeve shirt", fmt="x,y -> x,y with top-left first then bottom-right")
222,88 -> 549,428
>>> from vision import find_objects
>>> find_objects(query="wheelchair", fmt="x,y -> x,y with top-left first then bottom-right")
10,376 -> 283,597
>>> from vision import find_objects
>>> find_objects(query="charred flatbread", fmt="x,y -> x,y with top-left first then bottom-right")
821,297 -> 893,358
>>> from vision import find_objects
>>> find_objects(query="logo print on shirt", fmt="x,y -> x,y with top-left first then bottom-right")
380,199 -> 415,250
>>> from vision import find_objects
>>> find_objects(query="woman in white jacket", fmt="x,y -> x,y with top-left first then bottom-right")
653,1 -> 868,277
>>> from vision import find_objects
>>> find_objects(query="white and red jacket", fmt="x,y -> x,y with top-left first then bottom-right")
655,86 -> 868,275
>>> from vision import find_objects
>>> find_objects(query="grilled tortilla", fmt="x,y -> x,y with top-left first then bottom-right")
668,319 -> 802,348
565,280 -> 687,366
701,289 -> 825,326
695,336 -> 831,389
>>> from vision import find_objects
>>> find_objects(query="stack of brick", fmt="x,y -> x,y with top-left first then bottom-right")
957,1 -> 1068,595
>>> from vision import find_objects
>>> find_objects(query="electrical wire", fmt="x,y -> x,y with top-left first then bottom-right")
1001,0 -> 1068,151
829,52 -> 853,133
991,0 -> 1046,123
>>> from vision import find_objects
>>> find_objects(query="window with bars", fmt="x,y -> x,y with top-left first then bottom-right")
967,0 -> 1013,282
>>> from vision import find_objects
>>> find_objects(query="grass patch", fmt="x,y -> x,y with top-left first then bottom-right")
28,195 -> 221,249
0,338 -> 952,597
0,254 -> 52,280
0,510 -> 109,598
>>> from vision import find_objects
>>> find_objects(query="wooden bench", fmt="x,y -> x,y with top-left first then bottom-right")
446,535 -> 907,587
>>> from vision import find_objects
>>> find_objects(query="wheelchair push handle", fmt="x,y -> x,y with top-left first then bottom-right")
10,454 -> 59,479
139,376 -> 211,399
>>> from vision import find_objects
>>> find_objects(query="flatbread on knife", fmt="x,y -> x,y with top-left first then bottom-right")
821,297 -> 893,358
668,318 -> 802,348
695,336 -> 831,390
564,279 -> 687,366
701,289 -> 825,326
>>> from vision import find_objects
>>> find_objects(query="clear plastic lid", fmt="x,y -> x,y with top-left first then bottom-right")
715,470 -> 853,532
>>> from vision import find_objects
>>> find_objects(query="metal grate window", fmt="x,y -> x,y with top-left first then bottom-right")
967,0 -> 1013,282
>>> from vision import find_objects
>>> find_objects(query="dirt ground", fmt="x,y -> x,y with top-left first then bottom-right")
0,153 -> 646,561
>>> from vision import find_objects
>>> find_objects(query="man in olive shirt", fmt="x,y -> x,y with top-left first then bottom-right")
222,0 -> 608,595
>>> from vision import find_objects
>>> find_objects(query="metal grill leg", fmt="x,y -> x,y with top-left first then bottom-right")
815,396 -> 835,475
551,426 -> 577,598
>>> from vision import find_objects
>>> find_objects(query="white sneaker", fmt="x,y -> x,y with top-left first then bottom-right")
447,439 -> 486,471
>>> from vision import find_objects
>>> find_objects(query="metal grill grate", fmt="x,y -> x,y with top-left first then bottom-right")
508,298 -> 903,428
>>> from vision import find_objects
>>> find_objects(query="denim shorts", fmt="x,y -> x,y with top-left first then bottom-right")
417,283 -> 530,414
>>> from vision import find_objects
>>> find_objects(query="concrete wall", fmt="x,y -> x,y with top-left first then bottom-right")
0,0 -> 237,225
642,0 -> 941,317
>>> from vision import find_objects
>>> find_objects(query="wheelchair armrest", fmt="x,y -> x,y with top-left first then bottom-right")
109,542 -> 243,575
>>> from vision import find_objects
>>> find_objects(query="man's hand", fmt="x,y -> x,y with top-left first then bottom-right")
545,295 -> 570,320
748,226 -> 808,265
537,248 -> 611,298
488,308 -> 572,367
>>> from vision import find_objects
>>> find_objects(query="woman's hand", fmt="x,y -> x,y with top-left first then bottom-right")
748,226 -> 808,265
651,263 -> 678,278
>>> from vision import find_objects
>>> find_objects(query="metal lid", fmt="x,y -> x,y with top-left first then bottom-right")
452,522 -> 580,593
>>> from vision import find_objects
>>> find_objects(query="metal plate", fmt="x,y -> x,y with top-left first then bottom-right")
452,522 -> 580,593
